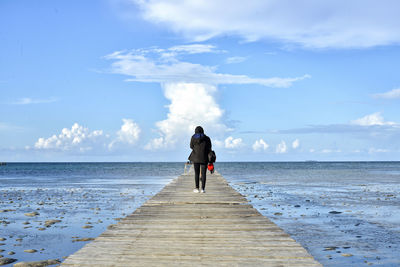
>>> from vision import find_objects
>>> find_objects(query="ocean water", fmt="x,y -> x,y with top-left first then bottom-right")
1,162 -> 399,266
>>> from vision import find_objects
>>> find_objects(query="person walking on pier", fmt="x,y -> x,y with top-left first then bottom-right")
189,126 -> 212,193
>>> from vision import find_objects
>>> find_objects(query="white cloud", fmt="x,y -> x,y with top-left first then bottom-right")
34,120 -> 141,153
224,136 -> 243,149
11,97 -> 58,105
145,83 -> 229,150
34,123 -> 106,152
117,119 -> 141,144
351,112 -> 396,126
292,139 -> 300,149
109,119 -> 141,149
133,0 -> 400,49
373,88 -> 400,99
276,140 -> 287,153
225,56 -> 247,64
252,139 -> 269,151
105,47 -> 310,87
106,44 -> 309,150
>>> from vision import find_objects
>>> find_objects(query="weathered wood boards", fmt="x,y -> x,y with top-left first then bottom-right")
62,172 -> 321,266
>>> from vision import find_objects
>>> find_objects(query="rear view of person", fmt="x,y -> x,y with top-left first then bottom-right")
189,126 -> 212,193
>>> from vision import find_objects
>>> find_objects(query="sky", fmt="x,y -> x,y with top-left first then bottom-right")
1,0 -> 400,162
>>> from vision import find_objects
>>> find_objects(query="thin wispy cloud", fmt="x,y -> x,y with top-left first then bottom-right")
10,97 -> 58,105
321,149 -> 341,154
373,88 -> 400,99
0,121 -> 25,133
168,44 -> 222,54
105,45 -> 310,87
225,56 -> 247,64
279,124 -> 400,136
369,148 -> 390,154
0,122 -> 10,131
132,0 -> 400,49
275,113 -> 400,136
0,122 -> 24,132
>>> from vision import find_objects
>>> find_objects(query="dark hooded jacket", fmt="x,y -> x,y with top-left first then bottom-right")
189,126 -> 212,164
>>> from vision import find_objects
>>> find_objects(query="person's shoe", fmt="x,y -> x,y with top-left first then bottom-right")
201,189 -> 205,193
193,188 -> 199,193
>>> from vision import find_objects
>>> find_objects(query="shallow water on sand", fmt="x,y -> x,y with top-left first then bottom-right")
218,162 -> 400,267
0,163 -> 181,265
1,162 -> 399,266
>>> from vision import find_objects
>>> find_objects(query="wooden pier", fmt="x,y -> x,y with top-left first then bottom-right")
62,171 -> 321,266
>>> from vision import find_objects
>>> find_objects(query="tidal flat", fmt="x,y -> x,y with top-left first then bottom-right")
0,163 -> 181,266
219,162 -> 400,266
1,162 -> 399,266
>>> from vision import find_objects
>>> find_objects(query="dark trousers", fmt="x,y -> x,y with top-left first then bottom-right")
194,163 -> 207,190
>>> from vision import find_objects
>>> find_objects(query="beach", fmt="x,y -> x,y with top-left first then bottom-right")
1,162 -> 400,266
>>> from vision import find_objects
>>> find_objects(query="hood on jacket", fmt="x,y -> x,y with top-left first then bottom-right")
195,126 -> 204,134
193,126 -> 206,144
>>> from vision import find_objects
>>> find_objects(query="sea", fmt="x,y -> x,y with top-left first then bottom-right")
1,162 -> 399,266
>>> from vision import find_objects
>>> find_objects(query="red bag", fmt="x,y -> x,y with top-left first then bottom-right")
208,163 -> 214,173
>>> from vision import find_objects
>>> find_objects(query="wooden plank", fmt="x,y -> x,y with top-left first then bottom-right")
62,171 -> 321,266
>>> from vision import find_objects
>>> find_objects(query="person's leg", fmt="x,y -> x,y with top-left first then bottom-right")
194,163 -> 200,189
200,164 -> 207,190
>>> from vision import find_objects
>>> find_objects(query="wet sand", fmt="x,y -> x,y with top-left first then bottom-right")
0,184 -> 169,266
2,162 -> 399,266
229,179 -> 400,266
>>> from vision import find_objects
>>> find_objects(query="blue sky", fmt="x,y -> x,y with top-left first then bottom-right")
1,0 -> 400,161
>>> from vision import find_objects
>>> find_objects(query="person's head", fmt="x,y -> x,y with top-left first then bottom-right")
195,126 -> 204,134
